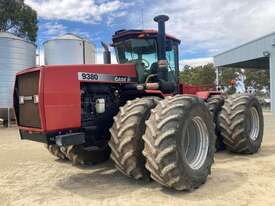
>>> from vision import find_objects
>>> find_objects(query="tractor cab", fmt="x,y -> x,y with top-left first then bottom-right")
100,15 -> 181,93
112,29 -> 181,84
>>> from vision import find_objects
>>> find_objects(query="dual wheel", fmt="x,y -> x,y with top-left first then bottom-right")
218,94 -> 264,153
109,94 -> 264,191
207,94 -> 264,154
109,95 -> 216,190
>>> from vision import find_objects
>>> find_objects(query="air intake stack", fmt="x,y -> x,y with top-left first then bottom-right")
154,15 -> 169,81
154,15 -> 176,93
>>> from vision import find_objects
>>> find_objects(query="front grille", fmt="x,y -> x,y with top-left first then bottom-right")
14,71 -> 41,128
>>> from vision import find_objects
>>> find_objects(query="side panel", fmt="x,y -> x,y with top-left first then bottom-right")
42,64 -> 137,132
43,68 -> 81,131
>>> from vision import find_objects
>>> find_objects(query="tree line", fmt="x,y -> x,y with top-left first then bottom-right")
0,0 -> 38,42
180,63 -> 270,91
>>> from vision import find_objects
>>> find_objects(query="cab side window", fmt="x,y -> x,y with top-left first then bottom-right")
166,41 -> 177,82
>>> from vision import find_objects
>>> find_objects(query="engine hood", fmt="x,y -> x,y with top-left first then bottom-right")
17,64 -> 137,84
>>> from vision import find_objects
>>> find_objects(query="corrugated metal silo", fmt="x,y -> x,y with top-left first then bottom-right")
44,33 -> 96,65
0,32 -> 36,124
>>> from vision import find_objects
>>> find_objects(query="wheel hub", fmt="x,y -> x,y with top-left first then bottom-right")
248,107 -> 260,141
183,116 -> 209,170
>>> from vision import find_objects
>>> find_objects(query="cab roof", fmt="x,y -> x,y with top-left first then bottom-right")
112,29 -> 181,44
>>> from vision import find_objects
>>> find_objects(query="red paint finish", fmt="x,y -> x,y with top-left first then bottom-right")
195,91 -> 223,100
16,64 -> 137,132
179,83 -> 221,100
180,83 -> 216,95
144,90 -> 165,97
195,91 -> 211,100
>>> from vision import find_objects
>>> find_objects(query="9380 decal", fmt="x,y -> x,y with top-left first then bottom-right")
80,72 -> 99,80
78,72 -> 136,83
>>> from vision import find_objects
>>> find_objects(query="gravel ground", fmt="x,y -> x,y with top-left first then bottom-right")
0,113 -> 274,206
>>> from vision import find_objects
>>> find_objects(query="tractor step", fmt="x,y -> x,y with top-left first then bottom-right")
55,132 -> 85,146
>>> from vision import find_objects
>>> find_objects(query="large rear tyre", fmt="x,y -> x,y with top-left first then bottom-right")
143,95 -> 216,191
207,95 -> 226,151
109,97 -> 160,180
218,94 -> 264,154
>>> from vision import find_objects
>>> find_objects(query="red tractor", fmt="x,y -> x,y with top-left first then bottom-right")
14,15 -> 264,191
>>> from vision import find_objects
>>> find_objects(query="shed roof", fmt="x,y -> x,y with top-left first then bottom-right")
214,32 -> 275,69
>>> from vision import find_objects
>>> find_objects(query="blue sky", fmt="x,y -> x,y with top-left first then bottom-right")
26,0 -> 275,66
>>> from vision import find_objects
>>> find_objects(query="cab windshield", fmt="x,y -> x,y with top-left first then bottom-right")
114,38 -> 158,67
114,38 -> 178,83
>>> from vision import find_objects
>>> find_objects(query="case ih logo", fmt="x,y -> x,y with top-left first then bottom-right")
78,72 -> 136,83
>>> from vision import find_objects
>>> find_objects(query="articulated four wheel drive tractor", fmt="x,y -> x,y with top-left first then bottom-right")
13,15 -> 264,191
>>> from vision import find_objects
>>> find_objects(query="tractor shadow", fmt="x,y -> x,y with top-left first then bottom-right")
214,144 -> 275,164
160,168 -> 247,201
56,160 -> 158,200
57,160 -> 247,201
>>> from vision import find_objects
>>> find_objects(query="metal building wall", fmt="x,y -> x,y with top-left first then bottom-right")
270,50 -> 275,115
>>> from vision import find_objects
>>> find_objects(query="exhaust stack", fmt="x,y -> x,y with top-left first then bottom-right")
153,15 -> 176,93
101,41 -> 111,64
154,15 -> 169,81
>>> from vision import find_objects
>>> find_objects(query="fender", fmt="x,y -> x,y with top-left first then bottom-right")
196,91 -> 223,100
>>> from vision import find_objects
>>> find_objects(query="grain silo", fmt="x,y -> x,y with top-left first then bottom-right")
0,32 -> 36,126
44,33 -> 96,65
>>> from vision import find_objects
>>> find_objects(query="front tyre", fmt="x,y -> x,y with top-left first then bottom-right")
143,95 -> 216,191
46,144 -> 68,160
109,97 -> 160,180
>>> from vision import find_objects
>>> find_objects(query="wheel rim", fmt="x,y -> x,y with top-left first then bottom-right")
182,116 -> 209,170
248,107 -> 260,141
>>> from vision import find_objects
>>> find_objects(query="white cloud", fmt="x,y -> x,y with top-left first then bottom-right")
25,0 -> 131,24
40,22 -> 98,43
30,0 -> 275,64
42,22 -> 67,37
180,57 -> 213,69
138,0 -> 275,56
106,11 -> 128,26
